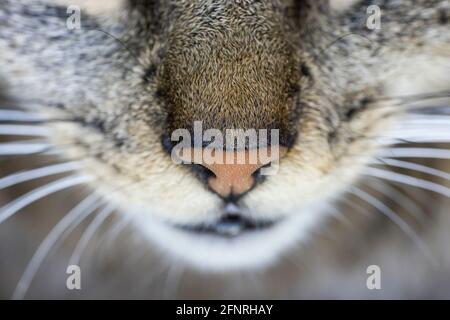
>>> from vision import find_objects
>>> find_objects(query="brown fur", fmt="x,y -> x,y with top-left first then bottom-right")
0,0 -> 449,298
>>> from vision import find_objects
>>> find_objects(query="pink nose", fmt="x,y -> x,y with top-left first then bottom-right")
205,154 -> 264,197
178,147 -> 287,197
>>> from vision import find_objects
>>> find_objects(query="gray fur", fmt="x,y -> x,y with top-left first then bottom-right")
0,0 -> 449,298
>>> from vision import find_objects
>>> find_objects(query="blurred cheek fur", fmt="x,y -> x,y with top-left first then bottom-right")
0,0 -> 449,299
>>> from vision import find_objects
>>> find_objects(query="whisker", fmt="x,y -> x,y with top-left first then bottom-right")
0,141 -> 51,156
0,125 -> 49,137
375,158 -> 450,181
371,91 -> 450,105
12,194 -> 102,300
340,197 -> 371,216
45,183 -> 142,260
377,136 -> 450,145
324,204 -> 353,228
0,162 -> 81,190
413,106 -> 450,115
0,110 -> 45,122
13,181 -> 146,300
391,124 -> 450,132
400,114 -> 450,124
162,263 -> 185,299
69,204 -> 116,266
98,211 -> 133,246
362,167 -> 450,199
378,148 -> 450,159
348,187 -> 435,264
361,179 -> 425,221
90,29 -> 144,70
387,128 -> 450,137
0,174 -> 94,225
377,117 -> 450,144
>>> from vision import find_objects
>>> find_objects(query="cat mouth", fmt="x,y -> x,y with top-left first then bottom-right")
134,203 -> 310,270
177,214 -> 278,238
175,203 -> 279,238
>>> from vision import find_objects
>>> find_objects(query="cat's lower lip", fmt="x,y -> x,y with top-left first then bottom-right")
135,212 -> 306,270
176,215 -> 278,238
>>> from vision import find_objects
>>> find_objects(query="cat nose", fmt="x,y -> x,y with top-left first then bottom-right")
203,153 -> 264,197
182,147 -> 287,198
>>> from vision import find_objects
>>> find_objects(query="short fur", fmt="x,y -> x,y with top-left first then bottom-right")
0,0 -> 449,298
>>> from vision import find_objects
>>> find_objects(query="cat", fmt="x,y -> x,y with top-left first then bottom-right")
0,0 -> 449,299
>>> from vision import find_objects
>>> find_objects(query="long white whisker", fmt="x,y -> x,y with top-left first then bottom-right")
340,197 -> 371,216
324,204 -> 353,227
44,185 -> 139,264
69,204 -> 115,266
98,212 -> 132,247
375,158 -> 450,181
12,194 -> 102,300
388,128 -> 450,136
363,167 -> 450,199
44,201 -> 106,263
0,174 -> 93,225
375,113 -> 450,145
162,263 -> 185,299
361,179 -> 425,221
0,110 -> 44,122
0,162 -> 81,190
378,148 -> 450,159
0,142 -> 51,155
377,130 -> 450,145
396,123 -> 450,129
386,129 -> 450,140
395,123 -> 450,129
400,114 -> 450,123
349,187 -> 435,264
392,137 -> 450,144
0,125 -> 49,137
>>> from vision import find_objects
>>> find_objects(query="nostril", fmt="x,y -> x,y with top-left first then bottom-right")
190,163 -> 216,182
252,161 -> 272,179
175,147 -> 288,198
161,134 -> 176,154
252,160 -> 280,187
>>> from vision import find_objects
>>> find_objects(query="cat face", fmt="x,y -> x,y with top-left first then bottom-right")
1,0 -> 448,271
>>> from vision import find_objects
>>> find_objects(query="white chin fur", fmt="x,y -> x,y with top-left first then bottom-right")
131,206 -> 327,272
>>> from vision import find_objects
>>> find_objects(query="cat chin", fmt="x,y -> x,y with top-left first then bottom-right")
130,205 -> 327,271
